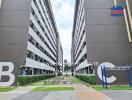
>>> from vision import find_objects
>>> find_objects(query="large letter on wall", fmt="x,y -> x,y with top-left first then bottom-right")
0,62 -> 15,86
97,62 -> 117,83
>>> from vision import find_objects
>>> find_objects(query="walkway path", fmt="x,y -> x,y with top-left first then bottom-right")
0,86 -> 36,100
41,91 -> 77,100
73,84 -> 113,100
0,76 -> 113,100
102,90 -> 132,100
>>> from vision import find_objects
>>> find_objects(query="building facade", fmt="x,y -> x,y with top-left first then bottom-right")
57,37 -> 63,73
0,0 -> 63,85
71,0 -> 132,75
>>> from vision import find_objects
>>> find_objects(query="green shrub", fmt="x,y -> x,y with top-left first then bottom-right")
76,75 -> 96,85
18,75 -> 55,86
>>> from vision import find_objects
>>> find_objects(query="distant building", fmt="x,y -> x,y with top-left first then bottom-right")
57,36 -> 63,73
71,0 -> 132,75
0,0 -> 63,85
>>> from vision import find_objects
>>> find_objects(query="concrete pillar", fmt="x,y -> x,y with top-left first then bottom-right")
32,68 -> 34,75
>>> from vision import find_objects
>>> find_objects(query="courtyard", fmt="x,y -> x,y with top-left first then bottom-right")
0,76 -> 132,100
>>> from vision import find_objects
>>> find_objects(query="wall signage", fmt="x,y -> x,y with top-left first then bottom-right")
0,62 -> 15,86
97,62 -> 117,83
111,5 -> 124,16
97,62 -> 132,85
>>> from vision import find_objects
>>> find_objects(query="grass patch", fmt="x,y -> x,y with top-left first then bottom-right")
92,85 -> 132,90
71,77 -> 81,83
33,87 -> 74,91
18,75 -> 55,86
0,87 -> 16,92
28,80 -> 47,86
27,76 -> 63,86
76,75 -> 96,85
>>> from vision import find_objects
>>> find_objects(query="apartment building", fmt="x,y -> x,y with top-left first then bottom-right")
0,0 -> 63,80
57,37 -> 63,73
71,0 -> 132,75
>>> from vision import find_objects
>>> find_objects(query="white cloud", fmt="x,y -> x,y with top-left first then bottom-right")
51,0 -> 75,63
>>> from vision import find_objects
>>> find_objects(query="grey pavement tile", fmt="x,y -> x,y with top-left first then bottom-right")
12,91 -> 77,100
101,90 -> 132,100
12,91 -> 49,100
42,91 -> 77,100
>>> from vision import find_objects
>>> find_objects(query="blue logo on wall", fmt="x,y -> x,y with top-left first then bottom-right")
111,5 -> 124,16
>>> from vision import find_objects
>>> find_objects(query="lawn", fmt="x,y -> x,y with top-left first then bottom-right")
0,87 -> 16,92
92,85 -> 132,90
33,87 -> 74,91
71,77 -> 81,83
28,77 -> 62,86
28,80 -> 46,86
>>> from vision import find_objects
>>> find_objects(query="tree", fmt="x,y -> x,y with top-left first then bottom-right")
64,59 -> 71,74
64,59 -> 68,65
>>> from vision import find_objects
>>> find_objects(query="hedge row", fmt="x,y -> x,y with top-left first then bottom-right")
18,75 -> 55,86
76,75 -> 96,85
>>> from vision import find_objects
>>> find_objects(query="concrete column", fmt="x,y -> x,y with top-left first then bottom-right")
88,67 -> 90,74
32,68 -> 34,75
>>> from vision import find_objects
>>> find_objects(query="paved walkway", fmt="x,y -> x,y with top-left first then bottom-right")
42,91 -> 77,100
13,91 -> 49,100
0,76 -> 113,100
73,84 -> 113,100
102,90 -> 132,100
0,86 -> 36,100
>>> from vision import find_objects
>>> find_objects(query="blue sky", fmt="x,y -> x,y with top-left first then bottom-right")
51,0 -> 75,63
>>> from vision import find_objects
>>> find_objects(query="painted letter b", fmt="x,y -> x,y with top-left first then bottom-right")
0,62 -> 15,86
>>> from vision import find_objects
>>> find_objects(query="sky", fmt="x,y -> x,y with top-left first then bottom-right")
51,0 -> 75,63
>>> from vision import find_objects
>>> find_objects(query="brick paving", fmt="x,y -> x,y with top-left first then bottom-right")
42,91 -> 77,100
73,84 -> 113,100
102,90 -> 132,100
0,86 -> 36,100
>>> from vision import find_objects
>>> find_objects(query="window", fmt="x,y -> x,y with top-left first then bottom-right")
28,35 -> 56,62
27,50 -> 54,67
